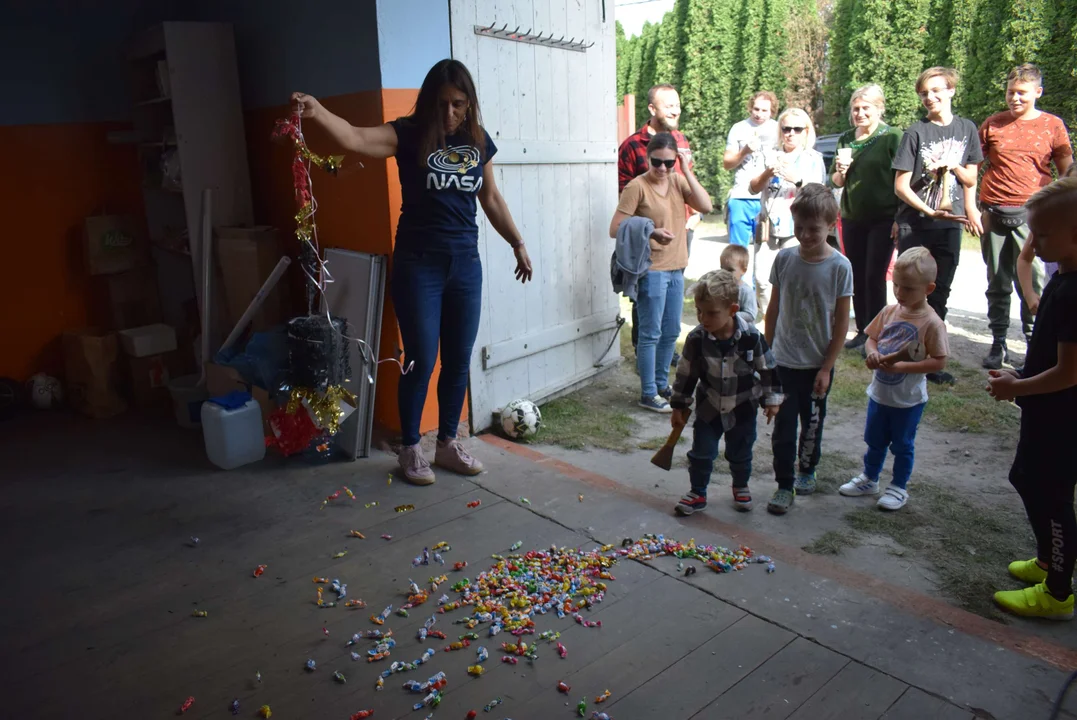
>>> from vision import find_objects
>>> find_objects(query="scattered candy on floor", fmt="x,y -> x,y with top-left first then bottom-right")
178,696 -> 195,713
252,564 -> 267,578
333,550 -> 348,559
394,504 -> 415,513
259,704 -> 272,718
350,530 -> 366,539
230,698 -> 240,714
467,500 -> 482,508
191,610 -> 208,618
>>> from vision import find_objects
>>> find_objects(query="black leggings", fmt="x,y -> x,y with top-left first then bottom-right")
843,217 -> 894,333
1010,419 -> 1077,598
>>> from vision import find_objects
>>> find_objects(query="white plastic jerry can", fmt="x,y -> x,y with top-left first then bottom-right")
201,392 -> 266,470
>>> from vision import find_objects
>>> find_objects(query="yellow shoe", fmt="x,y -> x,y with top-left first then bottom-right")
1008,558 -> 1048,584
993,582 -> 1074,620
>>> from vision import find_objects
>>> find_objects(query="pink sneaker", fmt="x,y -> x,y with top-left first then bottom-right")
434,439 -> 484,476
397,444 -> 435,485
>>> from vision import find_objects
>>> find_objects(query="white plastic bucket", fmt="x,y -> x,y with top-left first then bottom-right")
168,374 -> 207,429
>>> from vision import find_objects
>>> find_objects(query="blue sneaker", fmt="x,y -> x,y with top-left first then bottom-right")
639,395 -> 672,413
793,472 -> 817,495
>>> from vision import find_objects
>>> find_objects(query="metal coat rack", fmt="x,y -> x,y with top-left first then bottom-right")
474,22 -> 594,52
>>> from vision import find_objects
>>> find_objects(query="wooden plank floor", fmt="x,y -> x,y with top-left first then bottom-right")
0,417 -> 980,720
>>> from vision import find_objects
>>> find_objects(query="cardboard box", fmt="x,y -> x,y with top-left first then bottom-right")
215,226 -> 288,335
63,329 -> 127,418
106,270 -> 162,330
85,215 -> 142,276
119,324 -> 177,358
205,361 -> 274,434
125,352 -> 179,409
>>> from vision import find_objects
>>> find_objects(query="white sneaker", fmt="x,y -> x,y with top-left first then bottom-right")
839,473 -> 879,497
877,485 -> 909,511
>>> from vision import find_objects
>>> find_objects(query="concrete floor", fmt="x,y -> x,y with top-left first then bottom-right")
2,413 -> 1075,719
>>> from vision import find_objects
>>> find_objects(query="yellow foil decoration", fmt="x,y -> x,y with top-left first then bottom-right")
286,386 -> 357,435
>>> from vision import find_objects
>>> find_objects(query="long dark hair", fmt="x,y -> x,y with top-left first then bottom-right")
646,132 -> 678,155
406,59 -> 485,167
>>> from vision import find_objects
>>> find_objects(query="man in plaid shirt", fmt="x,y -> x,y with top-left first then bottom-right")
670,270 -> 783,516
617,84 -> 698,358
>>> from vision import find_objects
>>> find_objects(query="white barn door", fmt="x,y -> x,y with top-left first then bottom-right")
450,0 -> 620,432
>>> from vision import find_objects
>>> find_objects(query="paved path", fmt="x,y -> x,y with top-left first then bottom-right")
1,414 -> 1073,719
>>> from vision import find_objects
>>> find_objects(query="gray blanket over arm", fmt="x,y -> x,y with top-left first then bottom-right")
610,216 -> 655,302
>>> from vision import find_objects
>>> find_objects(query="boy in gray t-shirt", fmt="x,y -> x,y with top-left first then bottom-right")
764,185 -> 853,514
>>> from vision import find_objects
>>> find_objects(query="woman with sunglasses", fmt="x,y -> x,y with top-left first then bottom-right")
830,85 -> 904,352
610,132 -> 713,412
749,108 -> 827,312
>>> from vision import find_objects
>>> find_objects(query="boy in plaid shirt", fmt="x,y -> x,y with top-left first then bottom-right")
671,270 -> 784,515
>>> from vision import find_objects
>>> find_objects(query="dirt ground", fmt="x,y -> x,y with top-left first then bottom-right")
527,221 -> 1073,644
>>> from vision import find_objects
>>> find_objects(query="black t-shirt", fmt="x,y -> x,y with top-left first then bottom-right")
390,118 -> 498,253
1017,270 -> 1077,418
892,117 -> 983,230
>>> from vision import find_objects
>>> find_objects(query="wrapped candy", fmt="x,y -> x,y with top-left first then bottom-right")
428,630 -> 447,639
191,610 -> 208,618
371,605 -> 392,624
333,550 -> 348,559
444,639 -> 470,651
434,552 -> 445,565
395,504 -> 415,513
467,712 -> 478,720
350,711 -> 374,719
459,632 -> 479,640
501,656 -> 518,665
305,659 -> 316,671
558,681 -> 572,693
483,697 -> 503,711
432,542 -> 451,552
381,534 -> 392,540
416,627 -> 427,641
230,698 -> 240,715
477,646 -> 489,662
179,697 -> 195,714
345,599 -> 366,608
557,642 -> 568,659
342,486 -> 356,500
467,664 -> 485,677
592,714 -> 611,720
349,530 -> 366,539
577,698 -> 587,717
594,689 -> 611,703
466,500 -> 481,508
453,561 -> 468,571
260,705 -> 272,718
510,541 -> 523,551
313,577 -> 329,584
375,677 -> 384,691
253,564 -> 267,578
333,671 -> 347,684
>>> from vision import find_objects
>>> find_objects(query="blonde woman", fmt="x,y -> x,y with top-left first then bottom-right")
831,85 -> 904,350
749,108 -> 826,311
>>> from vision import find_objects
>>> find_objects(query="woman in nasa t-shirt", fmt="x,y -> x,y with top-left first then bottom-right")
292,59 -> 531,486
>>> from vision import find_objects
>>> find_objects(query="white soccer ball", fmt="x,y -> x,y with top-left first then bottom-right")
28,373 -> 63,410
500,399 -> 542,439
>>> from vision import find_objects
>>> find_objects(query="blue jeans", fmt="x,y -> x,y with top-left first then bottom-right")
688,416 -> 757,495
636,269 -> 684,397
391,247 -> 483,446
727,197 -> 760,248
863,399 -> 925,489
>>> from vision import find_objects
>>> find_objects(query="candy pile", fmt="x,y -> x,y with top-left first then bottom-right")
613,534 -> 774,574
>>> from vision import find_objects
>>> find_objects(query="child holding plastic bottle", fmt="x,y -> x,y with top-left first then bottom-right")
763,183 -> 853,514
670,270 -> 783,515
839,247 -> 949,510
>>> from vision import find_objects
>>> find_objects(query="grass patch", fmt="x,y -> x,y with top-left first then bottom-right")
637,434 -> 684,451
813,451 -> 861,494
804,530 -> 862,555
844,480 -> 1031,618
828,348 -> 1019,433
534,396 -> 638,452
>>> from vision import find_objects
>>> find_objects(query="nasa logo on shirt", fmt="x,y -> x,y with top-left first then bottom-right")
426,145 -> 483,192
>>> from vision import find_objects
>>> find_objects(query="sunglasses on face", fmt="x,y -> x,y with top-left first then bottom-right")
782,126 -> 806,134
650,157 -> 676,169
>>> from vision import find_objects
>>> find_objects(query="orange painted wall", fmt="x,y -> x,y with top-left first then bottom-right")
244,88 -> 463,438
0,122 -> 145,381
